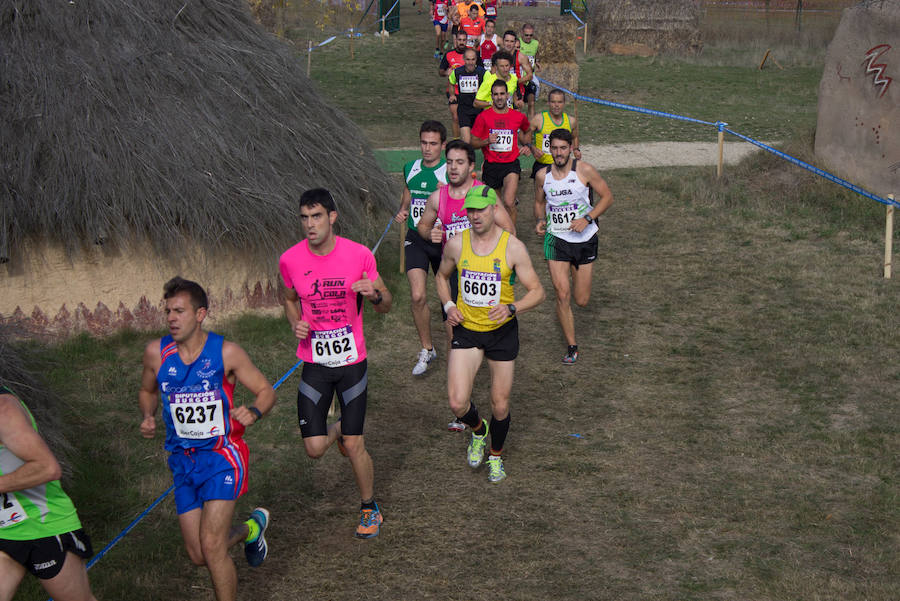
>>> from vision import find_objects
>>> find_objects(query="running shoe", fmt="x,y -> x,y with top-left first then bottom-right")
244,507 -> 270,567
562,346 -> 579,365
355,503 -> 384,539
412,347 -> 437,376
466,419 -> 489,468
447,418 -> 466,432
487,454 -> 506,483
433,50 -> 441,59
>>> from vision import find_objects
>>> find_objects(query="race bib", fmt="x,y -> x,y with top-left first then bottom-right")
460,269 -> 501,307
547,204 -> 581,234
486,6 -> 496,15
459,75 -> 478,94
483,58 -> 492,71
527,54 -> 536,67
170,390 -> 226,440
311,326 -> 359,367
410,197 -> 427,226
437,5 -> 446,16
0,492 -> 27,528
489,128 -> 514,152
466,35 -> 478,48
541,133 -> 551,152
444,218 -> 470,239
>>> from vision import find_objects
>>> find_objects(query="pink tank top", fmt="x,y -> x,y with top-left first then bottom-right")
437,179 -> 483,244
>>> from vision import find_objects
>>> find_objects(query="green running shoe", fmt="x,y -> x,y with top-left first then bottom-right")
487,454 -> 506,483
466,419 -> 489,468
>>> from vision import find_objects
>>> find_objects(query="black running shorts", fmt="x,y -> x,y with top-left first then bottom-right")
458,105 -> 481,129
543,232 -> 598,267
297,359 -> 368,437
481,159 -> 521,190
404,228 -> 442,275
451,317 -> 519,361
0,529 -> 93,580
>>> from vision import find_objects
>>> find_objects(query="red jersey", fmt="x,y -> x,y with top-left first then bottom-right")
483,0 -> 498,18
471,107 -> 530,164
480,37 -> 498,69
460,17 -> 485,47
433,0 -> 449,23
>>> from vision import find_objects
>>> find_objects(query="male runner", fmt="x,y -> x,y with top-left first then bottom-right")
0,384 -> 99,601
432,0 -> 450,59
455,0 -> 484,19
439,30 -> 470,139
394,120 -> 447,375
417,140 -> 515,432
483,0 -> 499,21
471,78 -> 532,224
448,48 -> 486,143
501,30 -> 533,117
534,129 -> 614,364
280,188 -> 392,538
518,23 -> 540,117
527,88 -> 580,180
139,276 -> 275,601
435,185 -> 544,482
473,51 -> 520,110
460,3 -> 485,48
479,18 -> 499,71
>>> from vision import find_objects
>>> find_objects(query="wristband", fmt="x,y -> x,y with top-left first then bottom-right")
249,406 -> 263,421
371,289 -> 383,305
443,300 -> 456,313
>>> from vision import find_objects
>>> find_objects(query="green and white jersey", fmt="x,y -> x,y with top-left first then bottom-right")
404,158 -> 447,229
0,386 -> 82,541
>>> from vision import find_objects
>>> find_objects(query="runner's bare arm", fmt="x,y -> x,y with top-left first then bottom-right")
351,273 -> 393,314
493,202 -> 516,237
528,113 -> 545,161
534,169 -> 547,234
582,162 -> 614,219
0,394 -> 62,492
506,236 -> 544,314
139,339 -> 162,438
435,235 -> 465,325
283,285 -> 310,340
417,190 -> 441,241
396,186 -> 411,223
570,114 -> 581,159
223,341 -> 276,426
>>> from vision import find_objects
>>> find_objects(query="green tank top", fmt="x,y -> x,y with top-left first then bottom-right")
0,386 -> 82,540
404,159 -> 448,230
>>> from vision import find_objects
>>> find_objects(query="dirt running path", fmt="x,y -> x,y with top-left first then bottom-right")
578,140 -> 768,169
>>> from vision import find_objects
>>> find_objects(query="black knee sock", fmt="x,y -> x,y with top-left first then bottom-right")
490,413 -> 510,454
459,402 -> 482,429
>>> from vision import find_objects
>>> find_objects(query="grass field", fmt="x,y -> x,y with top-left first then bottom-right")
10,3 -> 900,600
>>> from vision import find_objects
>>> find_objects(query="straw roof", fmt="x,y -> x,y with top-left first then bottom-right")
0,0 -> 395,265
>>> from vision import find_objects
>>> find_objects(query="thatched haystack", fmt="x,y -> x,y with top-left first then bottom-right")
505,18 -> 579,101
0,325 -> 72,472
1,0 -> 396,338
587,0 -> 703,55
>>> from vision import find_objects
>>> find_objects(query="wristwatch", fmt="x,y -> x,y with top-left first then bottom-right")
507,303 -> 517,316
583,214 -> 594,225
371,289 -> 383,305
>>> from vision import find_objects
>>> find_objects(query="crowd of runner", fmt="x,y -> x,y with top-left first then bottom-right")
0,3 -> 615,601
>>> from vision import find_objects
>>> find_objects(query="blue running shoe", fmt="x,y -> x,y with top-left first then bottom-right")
355,503 -> 383,539
244,507 -> 270,567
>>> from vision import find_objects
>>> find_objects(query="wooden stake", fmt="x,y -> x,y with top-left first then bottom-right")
885,195 -> 895,279
583,22 -> 588,54
350,29 -> 354,60
716,129 -> 725,179
399,222 -> 407,274
307,40 -> 312,77
381,18 -> 386,45
758,49 -> 771,70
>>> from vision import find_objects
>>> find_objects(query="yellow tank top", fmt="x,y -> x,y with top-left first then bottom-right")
534,111 -> 571,164
456,229 -> 516,332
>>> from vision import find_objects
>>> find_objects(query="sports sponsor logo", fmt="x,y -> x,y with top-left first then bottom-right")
168,366 -> 178,376
549,188 -> 573,197
196,358 -> 216,378
33,560 -> 57,571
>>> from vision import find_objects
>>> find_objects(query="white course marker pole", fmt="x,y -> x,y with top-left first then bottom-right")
885,194 -> 895,279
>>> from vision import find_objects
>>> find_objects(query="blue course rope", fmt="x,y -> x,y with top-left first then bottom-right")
47,359 -> 304,599
534,75 -> 898,208
370,216 -> 394,255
